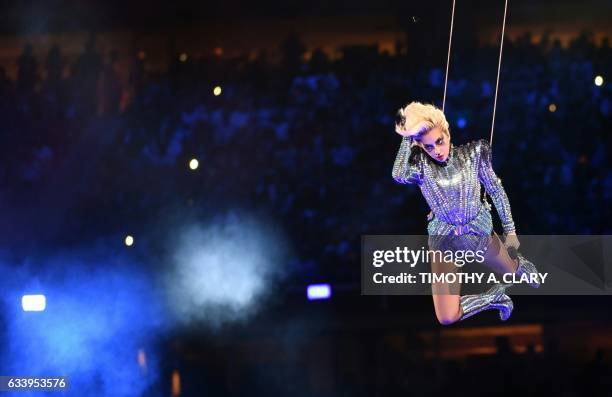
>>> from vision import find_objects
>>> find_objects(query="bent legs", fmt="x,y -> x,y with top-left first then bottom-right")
431,258 -> 462,325
483,232 -> 540,288
483,232 -> 518,275
431,235 -> 517,325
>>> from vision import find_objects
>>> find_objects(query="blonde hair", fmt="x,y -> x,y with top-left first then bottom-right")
395,101 -> 450,140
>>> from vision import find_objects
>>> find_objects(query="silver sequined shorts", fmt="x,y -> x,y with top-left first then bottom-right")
427,203 -> 493,255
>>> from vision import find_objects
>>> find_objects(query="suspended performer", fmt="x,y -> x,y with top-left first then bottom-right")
392,101 -> 539,324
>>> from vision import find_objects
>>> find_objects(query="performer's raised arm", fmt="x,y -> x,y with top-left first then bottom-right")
392,136 -> 424,185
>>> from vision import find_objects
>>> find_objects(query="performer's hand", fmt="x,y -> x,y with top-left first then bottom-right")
504,232 -> 520,250
399,133 -> 416,145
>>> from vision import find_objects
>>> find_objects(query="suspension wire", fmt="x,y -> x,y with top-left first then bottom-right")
490,0 -> 509,147
443,0 -> 508,140
482,0 -> 509,205
439,0 -> 510,216
442,0 -> 456,113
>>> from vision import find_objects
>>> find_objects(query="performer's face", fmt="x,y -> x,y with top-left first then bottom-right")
418,127 -> 450,163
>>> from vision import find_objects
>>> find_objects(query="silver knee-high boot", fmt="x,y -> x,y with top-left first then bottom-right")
514,252 -> 540,288
459,283 -> 514,321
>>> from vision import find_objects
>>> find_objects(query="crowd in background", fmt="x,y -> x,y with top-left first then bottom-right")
0,31 -> 609,279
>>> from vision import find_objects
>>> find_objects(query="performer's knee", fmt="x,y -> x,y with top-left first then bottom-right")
436,313 -> 459,325
435,307 -> 461,325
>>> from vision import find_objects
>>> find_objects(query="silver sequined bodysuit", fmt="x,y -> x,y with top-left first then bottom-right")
392,137 -> 516,253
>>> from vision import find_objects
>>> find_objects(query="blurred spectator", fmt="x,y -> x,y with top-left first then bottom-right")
17,42 -> 38,92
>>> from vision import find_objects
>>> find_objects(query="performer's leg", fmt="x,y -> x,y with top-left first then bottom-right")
431,255 -> 513,324
483,232 -> 518,274
458,283 -> 513,322
431,258 -> 462,325
483,232 -> 540,288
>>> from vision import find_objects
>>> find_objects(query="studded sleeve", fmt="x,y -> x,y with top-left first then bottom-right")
477,139 -> 516,234
392,136 -> 424,185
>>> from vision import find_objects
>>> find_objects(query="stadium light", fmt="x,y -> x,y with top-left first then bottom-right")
22,294 -> 46,312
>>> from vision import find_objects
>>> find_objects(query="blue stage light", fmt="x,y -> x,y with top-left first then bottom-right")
307,283 -> 331,300
3,251 -> 167,397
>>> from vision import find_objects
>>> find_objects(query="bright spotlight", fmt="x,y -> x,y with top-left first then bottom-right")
22,294 -> 46,311
189,158 -> 199,170
594,75 -> 604,86
125,235 -> 134,247
213,86 -> 222,96
548,103 -> 557,112
179,53 -> 188,62
307,284 -> 331,300
457,117 -> 467,129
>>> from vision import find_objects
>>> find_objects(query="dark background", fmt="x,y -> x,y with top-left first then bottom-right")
0,1 -> 610,396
